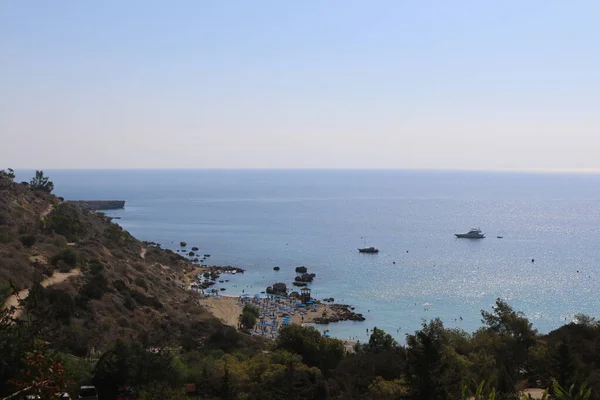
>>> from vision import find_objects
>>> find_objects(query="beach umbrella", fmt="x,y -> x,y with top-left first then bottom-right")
241,294 -> 251,297
323,333 -> 330,337
298,304 -> 306,307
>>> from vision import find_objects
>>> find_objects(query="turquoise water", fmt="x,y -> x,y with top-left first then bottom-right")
21,169 -> 600,343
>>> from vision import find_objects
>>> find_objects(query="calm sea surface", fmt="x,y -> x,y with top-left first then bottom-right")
17,169 -> 600,342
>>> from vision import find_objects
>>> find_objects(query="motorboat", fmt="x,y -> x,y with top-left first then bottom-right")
358,246 -> 379,253
455,228 -> 485,239
358,236 -> 379,253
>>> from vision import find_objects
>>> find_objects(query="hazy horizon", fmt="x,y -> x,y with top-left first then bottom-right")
2,1 -> 599,170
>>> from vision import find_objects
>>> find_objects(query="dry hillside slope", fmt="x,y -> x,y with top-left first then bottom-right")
0,171 -> 239,357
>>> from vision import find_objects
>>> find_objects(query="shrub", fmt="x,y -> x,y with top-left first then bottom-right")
88,260 -> 105,275
43,204 -> 86,241
53,236 -> 67,248
19,234 -> 37,248
51,248 -> 77,267
57,260 -> 72,273
80,273 -> 109,300
130,290 -> 162,310
44,287 -> 75,324
104,224 -> 127,247
0,227 -> 15,244
112,279 -> 127,292
123,295 -> 136,310
134,277 -> 148,290
0,282 -> 12,304
240,304 -> 260,330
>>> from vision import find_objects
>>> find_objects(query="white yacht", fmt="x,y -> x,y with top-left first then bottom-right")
455,228 -> 485,239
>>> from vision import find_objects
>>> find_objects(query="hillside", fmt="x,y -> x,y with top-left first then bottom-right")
0,170 -> 243,357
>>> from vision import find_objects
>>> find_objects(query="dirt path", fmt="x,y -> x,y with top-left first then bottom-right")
3,269 -> 82,319
140,246 -> 147,259
40,203 -> 54,218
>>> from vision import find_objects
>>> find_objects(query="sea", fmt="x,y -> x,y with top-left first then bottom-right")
15,169 -> 600,343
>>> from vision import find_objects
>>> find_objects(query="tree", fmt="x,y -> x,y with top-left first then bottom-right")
480,299 -> 537,394
406,318 -> 468,400
481,299 -> 536,346
0,168 -> 15,181
93,340 -> 183,400
276,325 -> 344,372
29,170 -> 54,193
573,314 -> 597,328
7,349 -> 72,400
364,327 -> 399,353
239,305 -> 259,331
0,168 -> 15,189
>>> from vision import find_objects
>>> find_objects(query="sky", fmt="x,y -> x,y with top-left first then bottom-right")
1,1 -> 599,170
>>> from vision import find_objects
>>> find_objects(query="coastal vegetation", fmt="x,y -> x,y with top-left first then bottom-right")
2,169 -> 600,399
29,170 -> 54,193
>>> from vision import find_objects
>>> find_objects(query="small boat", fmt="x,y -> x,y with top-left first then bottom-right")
358,236 -> 379,253
358,246 -> 379,253
455,228 -> 485,239
497,236 -> 503,239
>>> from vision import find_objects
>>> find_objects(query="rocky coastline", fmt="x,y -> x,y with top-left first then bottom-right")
312,303 -> 366,324
177,247 -> 365,326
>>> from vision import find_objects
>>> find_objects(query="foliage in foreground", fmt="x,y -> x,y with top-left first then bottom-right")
4,286 -> 600,400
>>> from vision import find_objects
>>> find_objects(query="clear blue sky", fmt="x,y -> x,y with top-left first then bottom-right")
1,1 -> 599,170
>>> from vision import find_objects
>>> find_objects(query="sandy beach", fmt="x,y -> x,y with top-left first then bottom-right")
198,295 -> 331,327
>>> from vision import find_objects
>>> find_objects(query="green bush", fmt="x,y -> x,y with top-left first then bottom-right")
104,224 -> 126,247
43,204 -> 86,241
88,259 -> 105,275
57,260 -> 72,273
130,290 -> 162,310
19,234 -> 37,247
0,227 -> 15,243
0,282 -> 12,304
80,273 -> 109,300
51,248 -> 78,268
112,279 -> 127,292
134,277 -> 148,290
239,304 -> 260,330
123,295 -> 136,310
